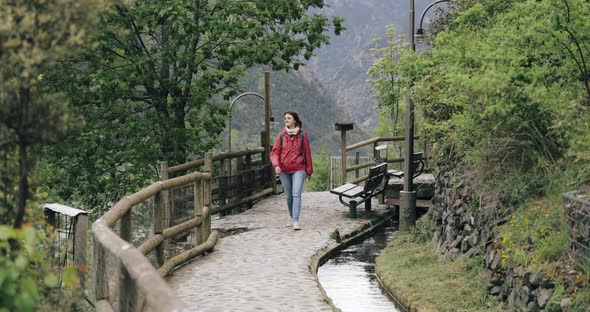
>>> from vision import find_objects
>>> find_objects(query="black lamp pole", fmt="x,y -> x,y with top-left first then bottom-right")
400,0 -> 417,231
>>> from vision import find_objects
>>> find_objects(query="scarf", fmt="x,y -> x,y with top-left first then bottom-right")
285,126 -> 300,137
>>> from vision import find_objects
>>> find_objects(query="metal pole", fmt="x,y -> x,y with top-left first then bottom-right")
228,92 -> 265,152
400,0 -> 417,231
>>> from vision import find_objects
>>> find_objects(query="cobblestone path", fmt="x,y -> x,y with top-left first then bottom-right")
167,191 -> 389,312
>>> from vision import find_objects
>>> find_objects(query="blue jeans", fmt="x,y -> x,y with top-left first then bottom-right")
279,170 -> 306,222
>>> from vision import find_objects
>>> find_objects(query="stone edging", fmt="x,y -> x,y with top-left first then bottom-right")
309,210 -> 407,312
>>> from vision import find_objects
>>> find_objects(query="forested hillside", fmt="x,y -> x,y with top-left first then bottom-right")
221,67 -> 369,155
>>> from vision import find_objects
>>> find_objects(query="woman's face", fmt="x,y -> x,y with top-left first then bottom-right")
284,113 -> 296,128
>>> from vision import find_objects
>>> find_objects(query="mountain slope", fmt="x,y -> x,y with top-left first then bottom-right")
307,0 -> 441,129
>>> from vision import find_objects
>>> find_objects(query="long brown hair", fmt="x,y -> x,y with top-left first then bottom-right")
284,111 -> 303,128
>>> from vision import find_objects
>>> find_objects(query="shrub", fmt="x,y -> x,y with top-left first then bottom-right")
0,224 -> 83,311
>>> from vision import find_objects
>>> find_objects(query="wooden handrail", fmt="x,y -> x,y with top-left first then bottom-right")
93,221 -> 187,311
346,136 -> 406,152
168,148 -> 264,173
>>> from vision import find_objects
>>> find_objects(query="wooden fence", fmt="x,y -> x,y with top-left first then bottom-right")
91,146 -> 274,311
336,135 -> 431,185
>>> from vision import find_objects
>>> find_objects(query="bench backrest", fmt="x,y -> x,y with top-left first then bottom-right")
363,163 -> 388,193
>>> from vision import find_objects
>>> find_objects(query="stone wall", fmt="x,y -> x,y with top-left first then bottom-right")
431,166 -> 574,311
431,169 -> 490,259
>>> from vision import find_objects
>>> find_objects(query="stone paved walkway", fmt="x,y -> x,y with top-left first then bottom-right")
167,191 -> 389,312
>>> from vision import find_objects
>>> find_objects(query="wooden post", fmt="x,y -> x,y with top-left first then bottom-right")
236,155 -> 244,212
201,153 -> 212,242
219,159 -> 227,216
119,266 -> 138,311
194,179 -> 204,245
355,152 -> 360,179
335,123 -> 354,185
160,161 -> 170,252
154,190 -> 165,267
74,214 -> 88,290
120,209 -> 131,243
93,237 -> 108,301
160,161 -> 170,229
373,142 -> 379,160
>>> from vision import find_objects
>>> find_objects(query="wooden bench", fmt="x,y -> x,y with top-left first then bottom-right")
386,152 -> 425,180
330,163 -> 389,218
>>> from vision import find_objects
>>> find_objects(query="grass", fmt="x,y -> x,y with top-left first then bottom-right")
375,232 -> 501,312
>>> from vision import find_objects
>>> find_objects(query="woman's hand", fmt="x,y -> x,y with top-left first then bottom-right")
306,174 -> 311,182
275,166 -> 281,174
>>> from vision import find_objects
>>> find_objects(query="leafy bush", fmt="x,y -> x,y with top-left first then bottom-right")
535,230 -> 568,263
0,224 -> 83,311
308,144 -> 329,191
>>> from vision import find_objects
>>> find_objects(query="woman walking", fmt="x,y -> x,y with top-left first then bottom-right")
271,112 -> 313,230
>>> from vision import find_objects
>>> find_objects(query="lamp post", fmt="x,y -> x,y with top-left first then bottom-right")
416,0 -> 450,38
399,0 -> 417,231
399,0 -> 451,231
228,92 -> 265,152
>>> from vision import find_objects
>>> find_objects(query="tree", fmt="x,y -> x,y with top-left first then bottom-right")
43,0 -> 344,212
0,0 -> 107,227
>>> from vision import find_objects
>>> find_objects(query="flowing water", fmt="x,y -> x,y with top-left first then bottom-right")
317,222 -> 403,312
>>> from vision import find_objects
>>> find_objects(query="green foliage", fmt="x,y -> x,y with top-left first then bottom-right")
0,224 -> 82,311
536,230 -> 568,263
401,0 -> 590,212
409,210 -> 433,244
308,144 -> 329,191
368,25 -> 410,138
42,0 -> 344,213
498,199 -> 567,269
0,0 -> 110,226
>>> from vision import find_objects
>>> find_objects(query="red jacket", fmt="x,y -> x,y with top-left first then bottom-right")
270,129 -> 313,175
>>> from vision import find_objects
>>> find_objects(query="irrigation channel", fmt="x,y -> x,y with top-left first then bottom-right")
317,220 -> 405,312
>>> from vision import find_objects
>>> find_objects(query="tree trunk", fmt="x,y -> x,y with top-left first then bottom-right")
14,87 -> 29,229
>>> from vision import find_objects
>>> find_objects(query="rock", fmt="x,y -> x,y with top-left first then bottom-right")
536,287 -> 554,308
464,223 -> 472,232
560,298 -> 571,312
469,232 -> 478,246
451,235 -> 464,248
453,198 -> 463,208
461,239 -> 470,253
540,278 -> 555,289
464,246 -> 479,257
526,301 -> 539,312
490,286 -> 502,296
456,206 -> 465,215
490,250 -> 503,272
515,286 -> 531,309
529,271 -> 545,287
513,266 -> 525,278
447,248 -> 460,259
522,272 -> 532,287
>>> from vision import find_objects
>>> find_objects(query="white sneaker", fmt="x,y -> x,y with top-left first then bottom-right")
293,221 -> 301,230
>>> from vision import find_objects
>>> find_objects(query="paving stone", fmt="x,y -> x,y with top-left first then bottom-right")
167,191 -> 389,311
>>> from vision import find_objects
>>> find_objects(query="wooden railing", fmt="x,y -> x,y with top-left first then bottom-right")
338,135 -> 431,185
163,147 -> 274,219
91,146 -> 275,311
